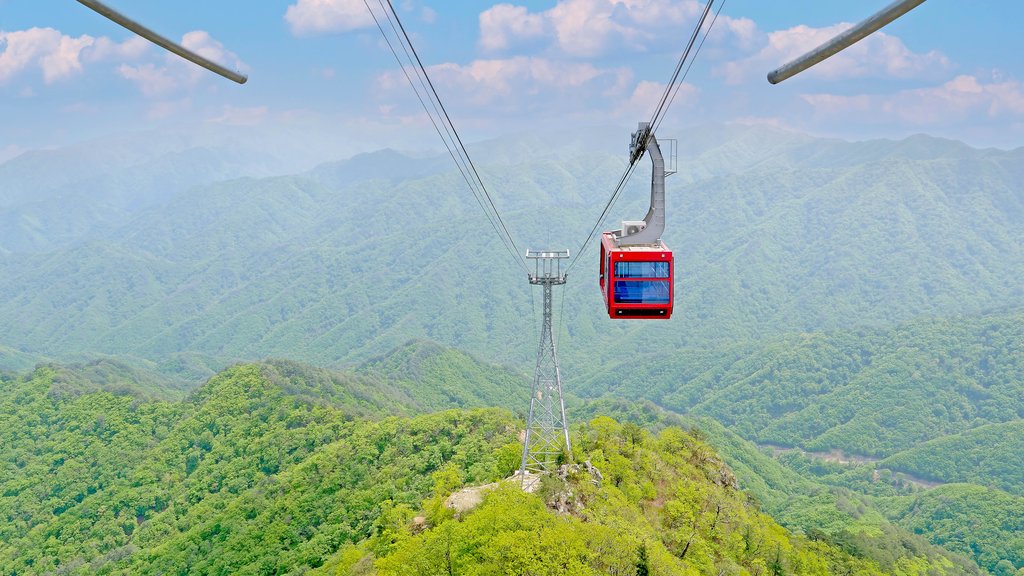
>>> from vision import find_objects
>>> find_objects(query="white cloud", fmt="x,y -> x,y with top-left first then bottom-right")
717,15 -> 758,50
478,0 -> 755,57
479,4 -> 550,52
0,27 -> 95,84
84,35 -> 149,62
39,33 -> 95,82
618,80 -> 698,118
0,26 -> 210,97
285,0 -> 374,35
801,75 -> 1024,126
378,56 -> 632,112
720,23 -> 951,85
117,62 -> 177,97
181,30 -> 246,78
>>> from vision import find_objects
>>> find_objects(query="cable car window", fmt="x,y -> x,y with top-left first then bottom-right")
613,280 -> 670,304
614,261 -> 670,278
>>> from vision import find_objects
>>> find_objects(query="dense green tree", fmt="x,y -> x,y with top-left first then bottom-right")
372,417 -> 966,576
2,363 -> 982,575
582,310 -> 1024,459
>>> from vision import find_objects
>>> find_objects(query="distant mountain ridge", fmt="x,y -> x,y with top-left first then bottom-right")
0,123 -> 379,254
0,125 -> 1021,375
2,123 -> 1022,573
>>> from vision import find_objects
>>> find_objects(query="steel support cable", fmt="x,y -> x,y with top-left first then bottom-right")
380,1 -> 530,273
363,1 -> 528,273
361,2 -> 491,244
373,0 -> 475,197
566,0 -> 723,273
645,0 -> 714,132
366,1 -> 513,264
75,0 -> 247,84
368,2 -> 526,274
565,158 -> 642,272
653,0 -> 725,136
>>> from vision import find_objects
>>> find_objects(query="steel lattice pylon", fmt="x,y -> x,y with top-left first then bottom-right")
520,250 -> 572,481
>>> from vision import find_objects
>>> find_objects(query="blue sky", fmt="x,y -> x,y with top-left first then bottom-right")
2,0 -> 1023,162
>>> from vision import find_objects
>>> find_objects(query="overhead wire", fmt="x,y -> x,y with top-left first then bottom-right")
363,0 -> 725,348
363,0 -> 530,274
566,0 -> 723,273
382,1 -> 528,270
566,159 -> 643,273
653,1 -> 725,137
645,0 -> 715,133
371,0 -> 487,231
366,0 -> 515,266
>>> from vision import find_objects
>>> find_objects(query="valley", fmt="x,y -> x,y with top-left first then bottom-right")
1,125 -> 1022,574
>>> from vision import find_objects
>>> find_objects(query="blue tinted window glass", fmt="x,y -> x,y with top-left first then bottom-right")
614,261 -> 670,278
613,280 -> 670,304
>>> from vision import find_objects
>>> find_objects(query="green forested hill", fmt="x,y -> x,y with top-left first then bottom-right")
2,126 -> 1022,573
0,363 -> 979,575
0,126 -> 330,255
0,363 -> 512,574
0,126 -> 1021,378
572,398 -> 1002,575
582,309 -> 1024,457
356,339 -> 529,412
574,307 -> 1024,572
880,485 -> 1024,574
0,344 -> 47,372
365,416 -> 966,576
880,421 -> 1024,495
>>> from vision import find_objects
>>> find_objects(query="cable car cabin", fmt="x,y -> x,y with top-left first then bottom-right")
599,121 -> 675,319
599,232 -> 673,319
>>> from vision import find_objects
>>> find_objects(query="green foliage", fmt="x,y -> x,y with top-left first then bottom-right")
577,399 -> 986,576
0,363 -> 516,574
880,484 -> 1024,573
2,128 -> 1023,384
358,340 -> 529,413
1,362 -> 978,575
576,310 -> 1024,572
584,310 -> 1024,458
0,344 -> 47,372
880,421 -> 1024,495
374,417 -> 938,576
0,366 -> 182,574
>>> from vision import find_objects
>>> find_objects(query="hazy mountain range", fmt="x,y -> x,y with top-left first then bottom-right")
2,123 -> 1022,572
1,123 -> 1021,376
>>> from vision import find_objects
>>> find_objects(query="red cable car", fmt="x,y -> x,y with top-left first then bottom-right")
600,233 -> 673,319
599,122 -> 675,319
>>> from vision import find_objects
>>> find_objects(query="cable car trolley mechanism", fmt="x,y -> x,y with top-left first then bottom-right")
599,122 -> 675,319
